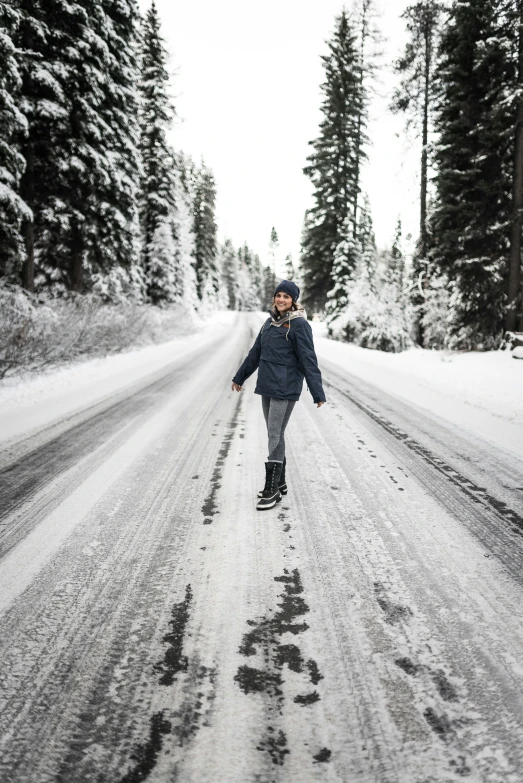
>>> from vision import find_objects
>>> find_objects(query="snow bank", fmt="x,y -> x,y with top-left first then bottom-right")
0,311 -> 236,444
313,322 -> 523,457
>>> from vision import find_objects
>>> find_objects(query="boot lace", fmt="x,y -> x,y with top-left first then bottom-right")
264,463 -> 277,495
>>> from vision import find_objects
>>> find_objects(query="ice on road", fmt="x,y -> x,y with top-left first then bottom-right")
1,313 -> 523,783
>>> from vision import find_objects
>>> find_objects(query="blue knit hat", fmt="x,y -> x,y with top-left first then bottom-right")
274,279 -> 300,302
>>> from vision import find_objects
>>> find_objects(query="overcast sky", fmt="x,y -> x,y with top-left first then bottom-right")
142,0 -> 419,275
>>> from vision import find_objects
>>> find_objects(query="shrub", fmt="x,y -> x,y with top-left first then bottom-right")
0,283 -> 199,379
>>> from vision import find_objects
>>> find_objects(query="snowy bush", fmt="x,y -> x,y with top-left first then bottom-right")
327,247 -> 413,353
0,283 -> 200,378
329,283 -> 413,353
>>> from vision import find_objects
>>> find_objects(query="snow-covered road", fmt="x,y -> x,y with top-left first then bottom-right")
1,313 -> 523,783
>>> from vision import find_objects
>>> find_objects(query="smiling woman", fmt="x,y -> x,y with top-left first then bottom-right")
231,280 -> 326,511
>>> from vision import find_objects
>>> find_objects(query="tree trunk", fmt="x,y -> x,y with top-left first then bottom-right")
507,3 -> 523,332
70,220 -> 83,292
414,15 -> 432,346
22,218 -> 34,292
20,20 -> 34,293
353,0 -> 370,234
420,27 -> 430,261
21,142 -> 34,292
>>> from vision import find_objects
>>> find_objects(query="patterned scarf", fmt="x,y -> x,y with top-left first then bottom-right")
269,302 -> 307,326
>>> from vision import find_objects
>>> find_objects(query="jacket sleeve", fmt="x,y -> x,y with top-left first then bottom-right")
232,324 -> 264,385
291,320 -> 326,403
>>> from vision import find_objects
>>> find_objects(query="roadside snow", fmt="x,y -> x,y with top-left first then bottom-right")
0,311 -> 236,445
312,322 -> 523,459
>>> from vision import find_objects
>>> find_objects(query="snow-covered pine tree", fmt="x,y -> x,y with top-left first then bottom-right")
358,195 -> 377,288
0,3 -> 30,281
325,216 -> 360,325
15,0 -> 69,292
15,0 -> 142,294
337,223 -> 412,352
237,243 -> 261,311
284,253 -> 295,280
353,0 -> 380,229
192,162 -> 218,302
389,218 -> 406,293
220,238 -> 238,309
268,227 -> 279,277
430,0 -> 515,349
507,0 -> 523,331
251,252 -> 263,306
212,241 -> 230,310
261,264 -> 277,310
172,169 -> 198,311
88,0 -> 142,291
138,0 -> 178,304
391,0 -> 443,344
377,219 -> 413,351
301,9 -> 368,312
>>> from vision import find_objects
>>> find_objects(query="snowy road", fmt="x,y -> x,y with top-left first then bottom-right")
1,314 -> 523,783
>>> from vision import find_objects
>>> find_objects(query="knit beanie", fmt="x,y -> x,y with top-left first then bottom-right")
274,280 -> 300,302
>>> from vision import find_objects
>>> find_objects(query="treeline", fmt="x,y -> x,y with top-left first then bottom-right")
0,0 -> 263,310
301,0 -> 523,350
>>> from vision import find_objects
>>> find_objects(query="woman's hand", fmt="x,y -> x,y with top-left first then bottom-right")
232,382 -> 243,392
317,401 -> 325,408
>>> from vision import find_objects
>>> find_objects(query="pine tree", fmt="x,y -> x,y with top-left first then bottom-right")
358,195 -> 377,286
219,238 -> 237,310
392,0 -> 443,343
430,0 -> 515,349
268,226 -> 279,277
236,243 -> 262,310
172,170 -> 198,311
507,0 -> 523,331
353,0 -> 380,229
301,9 -> 368,312
139,1 -> 177,304
262,264 -> 277,310
325,217 -> 360,323
88,0 -> 142,290
193,162 -> 218,301
330,207 -> 412,352
389,218 -> 406,292
0,3 -> 30,280
15,0 -> 68,291
15,0 -> 142,294
284,253 -> 295,280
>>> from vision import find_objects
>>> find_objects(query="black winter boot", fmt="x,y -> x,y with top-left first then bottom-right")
256,462 -> 282,510
258,456 -> 287,498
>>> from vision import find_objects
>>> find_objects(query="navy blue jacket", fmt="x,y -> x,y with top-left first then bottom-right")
232,317 -> 326,403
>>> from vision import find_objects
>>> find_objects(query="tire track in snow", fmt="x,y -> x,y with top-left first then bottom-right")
0,332 -> 249,783
0,332 -> 234,557
323,372 -> 523,536
286,391 -> 523,781
201,392 -> 243,525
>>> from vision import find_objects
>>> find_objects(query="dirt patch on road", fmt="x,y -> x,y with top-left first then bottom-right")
234,568 -> 328,767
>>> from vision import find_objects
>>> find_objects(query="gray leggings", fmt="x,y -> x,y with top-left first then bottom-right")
261,396 -> 296,463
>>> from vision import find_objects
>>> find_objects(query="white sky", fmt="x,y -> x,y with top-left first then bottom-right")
141,0 -> 420,275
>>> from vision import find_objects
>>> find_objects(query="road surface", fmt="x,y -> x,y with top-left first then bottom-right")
1,313 -> 522,783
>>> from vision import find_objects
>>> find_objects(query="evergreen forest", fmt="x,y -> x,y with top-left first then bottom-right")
0,0 -> 265,321
1,0 -> 523,364
302,0 -> 523,351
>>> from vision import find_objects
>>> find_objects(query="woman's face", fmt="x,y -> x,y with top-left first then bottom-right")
274,292 -> 293,313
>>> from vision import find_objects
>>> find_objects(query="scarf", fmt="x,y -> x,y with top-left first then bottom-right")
269,302 -> 307,325
269,303 -> 307,339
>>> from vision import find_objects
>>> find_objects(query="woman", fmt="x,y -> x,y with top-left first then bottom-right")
231,280 -> 326,511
